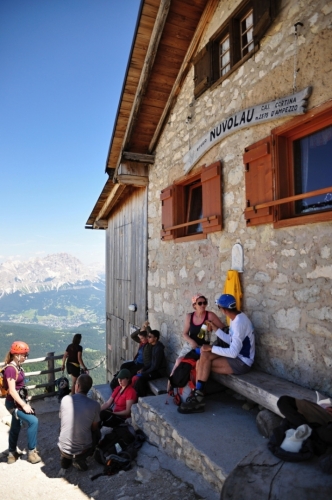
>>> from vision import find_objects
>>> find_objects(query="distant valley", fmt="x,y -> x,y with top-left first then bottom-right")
0,254 -> 106,385
0,253 -> 105,328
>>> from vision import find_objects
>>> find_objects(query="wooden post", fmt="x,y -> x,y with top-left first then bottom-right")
47,352 -> 55,394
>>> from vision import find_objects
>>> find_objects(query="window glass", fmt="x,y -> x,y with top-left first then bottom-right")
241,10 -> 254,57
219,35 -> 230,76
293,125 -> 332,214
186,183 -> 203,234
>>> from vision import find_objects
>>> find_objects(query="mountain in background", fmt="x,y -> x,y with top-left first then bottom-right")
0,253 -> 105,328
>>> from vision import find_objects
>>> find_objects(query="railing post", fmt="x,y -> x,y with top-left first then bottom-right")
47,351 -> 55,393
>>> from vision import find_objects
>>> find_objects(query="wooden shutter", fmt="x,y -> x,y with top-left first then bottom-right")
230,17 -> 241,66
160,186 -> 175,240
253,0 -> 278,43
244,136 -> 275,226
201,161 -> 222,233
193,43 -> 211,98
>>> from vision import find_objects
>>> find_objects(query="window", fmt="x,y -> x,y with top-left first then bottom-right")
194,0 -> 279,98
160,161 -> 222,242
244,101 -> 332,228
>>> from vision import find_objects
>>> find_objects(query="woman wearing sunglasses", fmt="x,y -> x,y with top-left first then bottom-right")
180,293 -> 225,357
3,341 -> 41,465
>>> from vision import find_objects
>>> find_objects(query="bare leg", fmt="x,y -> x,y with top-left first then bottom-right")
167,356 -> 184,391
196,351 -> 233,382
71,375 -> 77,394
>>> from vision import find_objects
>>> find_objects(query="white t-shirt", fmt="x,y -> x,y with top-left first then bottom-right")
58,393 -> 100,455
211,312 -> 255,366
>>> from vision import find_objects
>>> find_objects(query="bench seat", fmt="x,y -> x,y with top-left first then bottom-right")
211,369 -> 316,416
148,377 -> 168,395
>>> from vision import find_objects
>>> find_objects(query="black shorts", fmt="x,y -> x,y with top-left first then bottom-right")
66,362 -> 80,377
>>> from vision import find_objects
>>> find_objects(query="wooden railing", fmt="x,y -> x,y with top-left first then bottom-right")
0,352 -> 63,400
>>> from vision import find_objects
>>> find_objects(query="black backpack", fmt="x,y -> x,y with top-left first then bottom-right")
169,350 -> 199,388
94,425 -> 145,465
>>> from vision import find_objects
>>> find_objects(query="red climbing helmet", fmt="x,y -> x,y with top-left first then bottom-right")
10,341 -> 30,355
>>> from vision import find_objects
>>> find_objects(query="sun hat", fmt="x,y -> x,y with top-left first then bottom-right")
191,293 -> 207,304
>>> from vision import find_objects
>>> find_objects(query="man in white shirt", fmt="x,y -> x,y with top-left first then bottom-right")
58,374 -> 100,470
179,294 -> 255,414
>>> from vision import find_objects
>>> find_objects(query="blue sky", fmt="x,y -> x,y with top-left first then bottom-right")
0,0 -> 141,267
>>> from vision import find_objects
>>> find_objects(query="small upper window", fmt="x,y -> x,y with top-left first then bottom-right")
241,9 -> 254,58
219,35 -> 230,77
193,0 -> 279,98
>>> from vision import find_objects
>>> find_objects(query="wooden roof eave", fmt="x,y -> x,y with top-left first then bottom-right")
112,0 -> 172,180
85,178 -> 126,228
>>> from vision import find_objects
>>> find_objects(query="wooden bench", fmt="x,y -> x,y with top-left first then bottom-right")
148,377 -> 168,395
211,369 -> 316,416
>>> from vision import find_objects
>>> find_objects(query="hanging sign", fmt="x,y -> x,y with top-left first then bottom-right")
183,86 -> 312,174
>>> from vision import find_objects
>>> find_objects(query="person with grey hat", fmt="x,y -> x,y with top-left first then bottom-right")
179,294 -> 255,414
100,368 -> 137,427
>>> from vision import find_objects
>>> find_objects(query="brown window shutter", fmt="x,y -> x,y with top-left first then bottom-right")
230,17 -> 241,66
160,186 -> 175,240
201,161 -> 222,233
244,136 -> 275,226
253,0 -> 278,43
193,43 -> 211,98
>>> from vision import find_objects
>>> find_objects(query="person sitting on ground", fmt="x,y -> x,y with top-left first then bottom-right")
132,330 -> 168,398
169,293 -> 225,384
100,368 -> 138,427
114,322 -> 153,382
58,373 -> 100,471
3,341 -> 41,465
62,333 -> 88,395
179,294 -> 255,414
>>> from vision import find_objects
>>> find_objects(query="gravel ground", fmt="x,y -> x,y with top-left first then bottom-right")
0,398 -> 219,500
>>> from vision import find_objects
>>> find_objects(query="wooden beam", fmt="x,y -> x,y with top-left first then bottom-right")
117,161 -> 149,187
122,151 -> 155,164
149,0 -> 220,152
96,183 -> 126,221
114,0 -> 172,180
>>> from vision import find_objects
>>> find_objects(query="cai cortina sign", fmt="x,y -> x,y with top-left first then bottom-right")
183,86 -> 312,174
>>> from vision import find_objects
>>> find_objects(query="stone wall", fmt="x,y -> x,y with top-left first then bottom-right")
147,0 -> 332,394
131,398 -> 225,492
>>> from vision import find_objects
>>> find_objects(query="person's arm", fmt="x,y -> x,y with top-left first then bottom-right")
182,313 -> 198,349
113,399 -> 135,418
211,324 -> 244,358
100,394 -> 114,412
62,351 -> 68,371
77,351 -> 88,372
207,311 -> 226,331
7,377 -> 34,414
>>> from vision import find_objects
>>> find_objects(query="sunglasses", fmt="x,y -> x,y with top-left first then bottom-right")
196,301 -> 207,306
20,353 -> 29,358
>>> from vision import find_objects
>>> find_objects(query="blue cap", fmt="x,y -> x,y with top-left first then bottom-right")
216,294 -> 237,309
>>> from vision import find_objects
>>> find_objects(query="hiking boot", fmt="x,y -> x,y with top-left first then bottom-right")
73,459 -> 88,471
28,449 -> 41,464
7,451 -> 19,464
178,389 -> 205,414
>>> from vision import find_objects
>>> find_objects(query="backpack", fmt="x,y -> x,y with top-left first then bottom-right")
169,357 -> 197,388
94,425 -> 143,465
0,363 -> 19,398
54,376 -> 70,401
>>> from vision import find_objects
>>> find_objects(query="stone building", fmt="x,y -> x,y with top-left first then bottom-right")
87,0 -> 332,395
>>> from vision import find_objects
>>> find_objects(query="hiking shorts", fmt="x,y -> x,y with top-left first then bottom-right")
226,357 -> 252,375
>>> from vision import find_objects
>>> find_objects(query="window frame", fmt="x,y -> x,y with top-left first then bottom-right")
160,161 -> 223,243
243,101 -> 332,229
193,0 -> 279,98
273,101 -> 332,228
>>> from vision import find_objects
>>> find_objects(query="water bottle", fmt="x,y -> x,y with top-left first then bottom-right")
197,323 -> 207,340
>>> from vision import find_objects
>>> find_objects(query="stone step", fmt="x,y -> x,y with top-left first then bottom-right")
131,390 -> 265,494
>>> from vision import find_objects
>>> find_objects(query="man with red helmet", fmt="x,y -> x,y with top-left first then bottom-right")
3,341 -> 41,464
